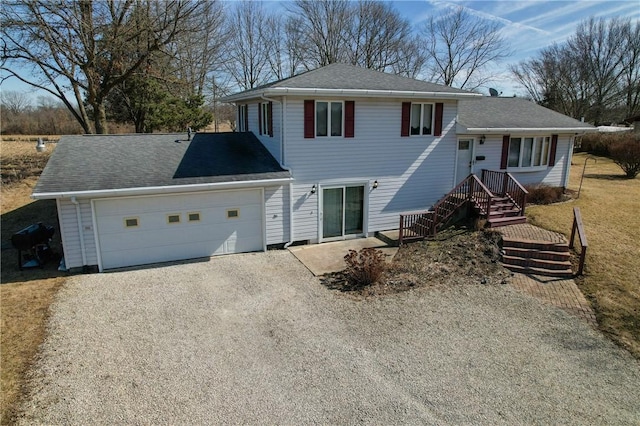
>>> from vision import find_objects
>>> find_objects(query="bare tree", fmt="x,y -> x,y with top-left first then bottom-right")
568,17 -> 626,124
0,90 -> 32,114
420,6 -> 511,90
1,0 -> 206,133
512,17 -> 638,124
620,21 -> 640,118
225,1 -> 271,90
170,1 -> 228,97
348,1 -> 423,74
286,0 -> 352,70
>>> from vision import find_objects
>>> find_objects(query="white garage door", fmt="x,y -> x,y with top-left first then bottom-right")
94,189 -> 263,270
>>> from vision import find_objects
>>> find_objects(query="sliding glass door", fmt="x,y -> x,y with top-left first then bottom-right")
322,185 -> 365,240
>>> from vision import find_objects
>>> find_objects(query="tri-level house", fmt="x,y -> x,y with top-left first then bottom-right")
33,64 -> 594,271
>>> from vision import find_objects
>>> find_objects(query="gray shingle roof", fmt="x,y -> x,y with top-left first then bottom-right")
34,132 -> 291,195
458,97 -> 595,130
223,63 -> 476,101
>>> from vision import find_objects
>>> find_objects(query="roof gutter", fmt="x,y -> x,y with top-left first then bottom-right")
223,87 -> 481,102
457,125 -> 597,134
32,177 -> 294,200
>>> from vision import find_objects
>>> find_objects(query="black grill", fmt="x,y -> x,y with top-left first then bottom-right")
10,223 -> 55,270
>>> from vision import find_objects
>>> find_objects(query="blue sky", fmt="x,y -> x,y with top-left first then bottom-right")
2,0 -> 639,101
392,0 -> 640,94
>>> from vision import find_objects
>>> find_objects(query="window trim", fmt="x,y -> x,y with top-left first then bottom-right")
507,135 -> 552,171
238,104 -> 248,132
260,102 -> 270,136
315,100 -> 344,138
187,212 -> 201,222
409,102 -> 434,136
124,217 -> 139,228
166,213 -> 181,224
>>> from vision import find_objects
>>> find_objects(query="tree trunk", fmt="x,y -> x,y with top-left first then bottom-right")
94,103 -> 108,134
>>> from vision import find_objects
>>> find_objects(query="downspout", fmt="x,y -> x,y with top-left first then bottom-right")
260,94 -> 295,248
70,196 -> 87,267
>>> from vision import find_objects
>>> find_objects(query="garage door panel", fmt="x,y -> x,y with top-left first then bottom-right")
95,203 -> 263,235
95,192 -> 260,216
95,190 -> 264,269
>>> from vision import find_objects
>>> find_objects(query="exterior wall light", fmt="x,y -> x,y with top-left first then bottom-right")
480,135 -> 486,144
311,184 -> 317,194
372,180 -> 378,189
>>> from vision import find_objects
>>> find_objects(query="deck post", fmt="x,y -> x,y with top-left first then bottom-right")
398,215 -> 404,245
502,171 -> 509,197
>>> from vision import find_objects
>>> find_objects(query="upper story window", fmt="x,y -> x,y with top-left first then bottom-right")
260,102 -> 272,137
509,136 -> 551,169
410,103 -> 433,135
316,101 -> 343,137
238,104 -> 248,132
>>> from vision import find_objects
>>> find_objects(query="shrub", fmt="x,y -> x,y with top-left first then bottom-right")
343,248 -> 386,287
577,132 -> 636,156
524,184 -> 565,205
609,138 -> 640,178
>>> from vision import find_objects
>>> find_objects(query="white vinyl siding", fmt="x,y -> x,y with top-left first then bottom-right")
473,134 -> 573,187
284,98 -> 458,240
57,198 -> 98,269
251,102 -> 282,163
264,185 -> 290,244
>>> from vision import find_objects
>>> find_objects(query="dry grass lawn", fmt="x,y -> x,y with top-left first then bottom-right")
527,151 -> 640,358
1,139 -> 66,424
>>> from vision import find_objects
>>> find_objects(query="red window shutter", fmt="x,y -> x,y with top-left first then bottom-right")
304,100 -> 315,138
258,103 -> 263,135
345,101 -> 355,138
401,102 -> 410,136
243,105 -> 248,131
434,103 -> 444,136
500,135 -> 510,169
549,134 -> 558,165
268,101 -> 273,137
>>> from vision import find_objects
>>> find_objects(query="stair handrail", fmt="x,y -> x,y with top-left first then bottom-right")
399,174 -> 497,244
481,169 -> 528,215
569,207 -> 588,275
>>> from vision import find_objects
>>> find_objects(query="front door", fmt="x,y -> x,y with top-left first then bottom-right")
322,185 -> 365,240
456,139 -> 473,184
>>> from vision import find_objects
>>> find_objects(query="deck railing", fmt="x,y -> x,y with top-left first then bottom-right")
399,174 -> 494,244
481,170 -> 528,215
569,207 -> 588,275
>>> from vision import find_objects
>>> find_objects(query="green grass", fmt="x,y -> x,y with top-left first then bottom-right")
527,152 -> 640,358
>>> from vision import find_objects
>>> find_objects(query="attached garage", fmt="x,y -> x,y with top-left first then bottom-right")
32,132 -> 292,272
94,189 -> 264,270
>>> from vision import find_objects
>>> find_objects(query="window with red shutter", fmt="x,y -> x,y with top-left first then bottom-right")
345,101 -> 354,138
434,103 -> 443,136
304,100 -> 314,138
401,102 -> 410,136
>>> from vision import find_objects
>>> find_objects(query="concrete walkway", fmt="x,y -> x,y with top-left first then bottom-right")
288,237 -> 398,276
497,223 -> 597,327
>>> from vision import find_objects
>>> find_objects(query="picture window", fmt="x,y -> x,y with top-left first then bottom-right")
509,136 -> 551,169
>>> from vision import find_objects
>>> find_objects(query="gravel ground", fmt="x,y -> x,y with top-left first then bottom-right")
18,251 -> 640,425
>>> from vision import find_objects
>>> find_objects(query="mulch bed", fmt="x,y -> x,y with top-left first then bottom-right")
321,224 -> 512,298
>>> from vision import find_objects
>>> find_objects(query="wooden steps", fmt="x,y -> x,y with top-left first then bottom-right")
501,237 -> 573,278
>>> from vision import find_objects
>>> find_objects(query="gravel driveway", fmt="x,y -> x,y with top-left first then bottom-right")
19,251 -> 640,424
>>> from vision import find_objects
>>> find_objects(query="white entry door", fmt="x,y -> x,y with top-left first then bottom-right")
455,139 -> 474,184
